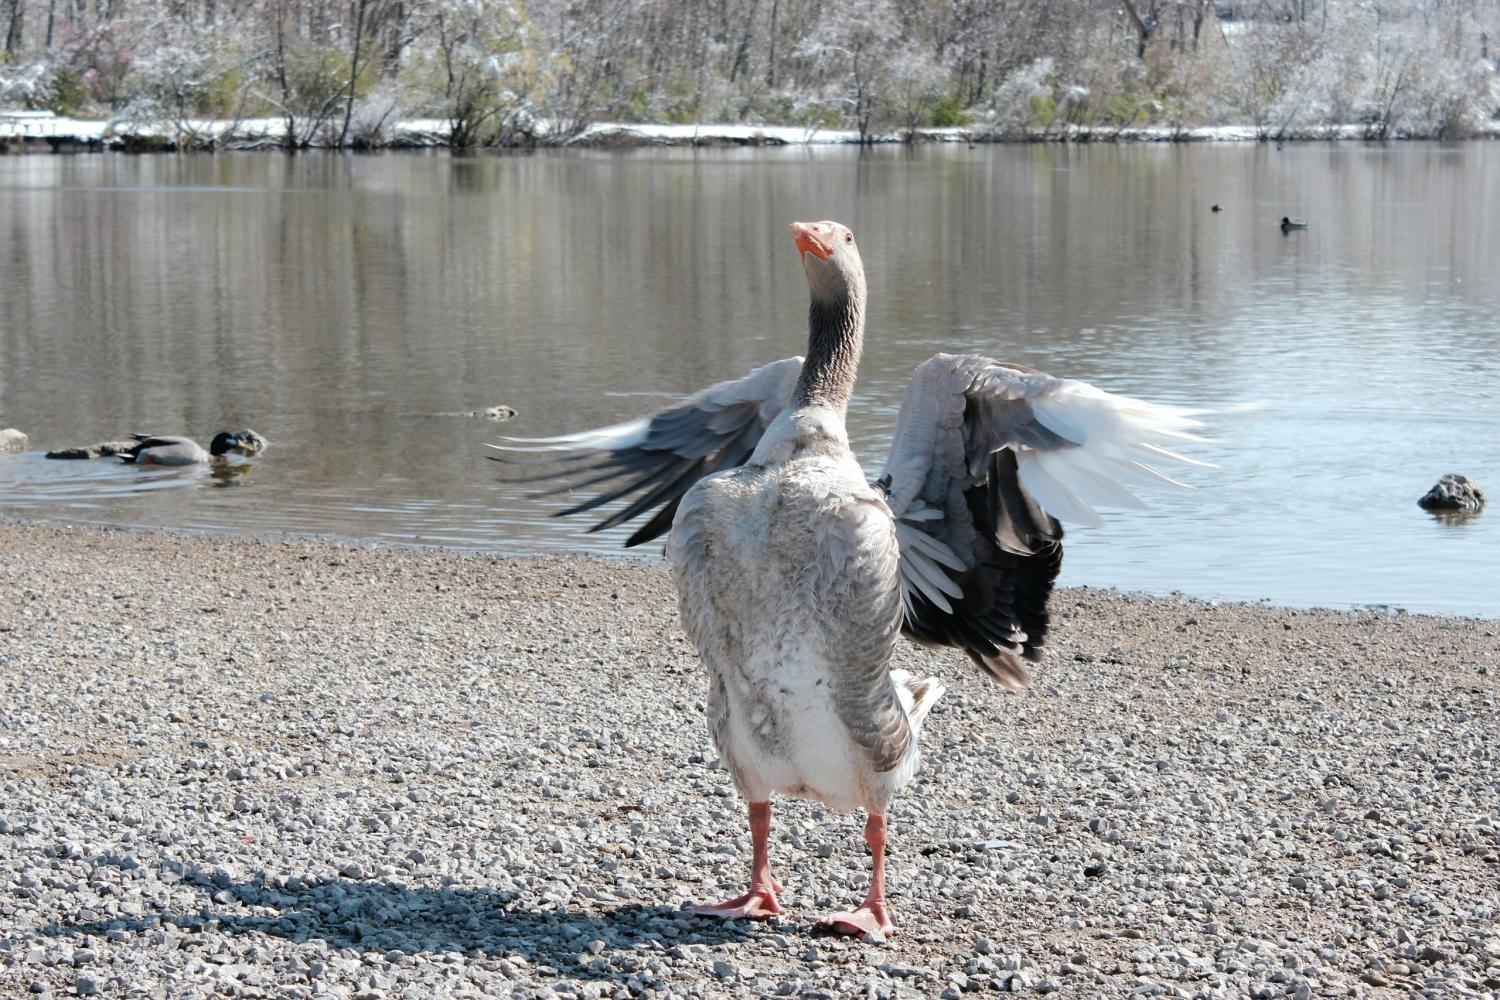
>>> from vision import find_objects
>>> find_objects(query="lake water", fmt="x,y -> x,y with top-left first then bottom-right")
1,145 -> 1496,617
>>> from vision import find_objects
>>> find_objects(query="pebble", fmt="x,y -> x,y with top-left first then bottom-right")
0,523 -> 1494,999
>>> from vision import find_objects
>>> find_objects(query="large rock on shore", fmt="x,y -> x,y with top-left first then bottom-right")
0,428 -> 27,452
1417,473 -> 1486,512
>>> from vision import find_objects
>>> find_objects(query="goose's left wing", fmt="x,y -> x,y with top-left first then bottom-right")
878,354 -> 1209,689
489,357 -> 803,547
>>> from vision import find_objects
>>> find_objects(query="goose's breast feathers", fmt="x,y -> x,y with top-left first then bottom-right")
667,449 -> 913,811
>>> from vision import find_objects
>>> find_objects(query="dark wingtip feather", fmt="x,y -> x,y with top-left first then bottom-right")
969,648 -> 1033,691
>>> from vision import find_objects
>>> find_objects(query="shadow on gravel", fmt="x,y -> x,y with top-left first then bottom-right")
33,858 -> 759,987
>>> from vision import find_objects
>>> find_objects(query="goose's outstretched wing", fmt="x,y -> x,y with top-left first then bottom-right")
489,358 -> 804,547
879,353 -> 1208,689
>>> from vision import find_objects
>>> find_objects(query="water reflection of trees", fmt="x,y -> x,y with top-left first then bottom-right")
3,144 -> 1497,490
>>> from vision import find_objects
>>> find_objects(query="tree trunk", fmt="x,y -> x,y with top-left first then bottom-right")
4,0 -> 24,57
337,0 -> 370,148
1119,0 -> 1157,61
728,0 -> 757,85
385,0 -> 405,73
274,0 -> 297,148
765,0 -> 778,87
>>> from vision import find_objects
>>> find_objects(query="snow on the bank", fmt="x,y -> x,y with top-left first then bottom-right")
5,112 -> 1496,146
570,122 -> 859,144
0,111 -> 108,139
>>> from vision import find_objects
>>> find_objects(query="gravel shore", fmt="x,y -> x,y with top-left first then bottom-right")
1,520 -> 1496,999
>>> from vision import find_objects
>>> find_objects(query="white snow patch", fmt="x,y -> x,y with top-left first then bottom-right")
6,112 -> 1497,147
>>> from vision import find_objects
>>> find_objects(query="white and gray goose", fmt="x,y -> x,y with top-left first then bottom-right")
492,220 -> 1209,937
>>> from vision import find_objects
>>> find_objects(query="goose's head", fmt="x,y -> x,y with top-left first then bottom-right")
789,220 -> 865,305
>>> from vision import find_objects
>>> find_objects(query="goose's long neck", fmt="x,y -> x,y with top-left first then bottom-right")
793,292 -> 864,415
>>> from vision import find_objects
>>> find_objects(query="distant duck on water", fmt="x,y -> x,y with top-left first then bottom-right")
1211,203 -> 1223,213
1280,216 -> 1308,231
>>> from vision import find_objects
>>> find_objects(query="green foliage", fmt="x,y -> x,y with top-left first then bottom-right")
793,102 -> 845,129
928,91 -> 970,127
284,45 -> 355,115
46,69 -> 88,116
205,68 -> 253,118
399,2 -> 546,147
609,84 -> 653,123
658,75 -> 705,124
1028,93 -> 1056,129
1102,90 -> 1151,127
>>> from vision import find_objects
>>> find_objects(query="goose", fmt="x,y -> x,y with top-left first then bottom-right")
119,431 -> 264,466
491,220 -> 1208,937
1280,216 -> 1308,231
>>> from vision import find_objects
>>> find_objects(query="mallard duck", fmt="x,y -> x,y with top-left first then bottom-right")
119,431 -> 264,466
494,221 -> 1208,938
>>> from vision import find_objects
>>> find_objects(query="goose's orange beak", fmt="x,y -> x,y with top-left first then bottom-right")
789,221 -> 833,260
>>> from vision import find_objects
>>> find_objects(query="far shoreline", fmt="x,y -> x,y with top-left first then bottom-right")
4,113 -> 1499,155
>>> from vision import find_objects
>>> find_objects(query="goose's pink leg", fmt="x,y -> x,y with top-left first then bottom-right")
690,801 -> 784,920
823,813 -> 896,937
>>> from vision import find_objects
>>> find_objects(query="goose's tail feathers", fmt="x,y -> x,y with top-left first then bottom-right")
891,669 -> 947,734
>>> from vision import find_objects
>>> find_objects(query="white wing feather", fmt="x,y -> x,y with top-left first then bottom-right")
490,358 -> 802,455
489,417 -> 650,453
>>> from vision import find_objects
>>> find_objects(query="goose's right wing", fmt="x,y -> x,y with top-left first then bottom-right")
879,354 -> 1209,688
489,357 -> 803,547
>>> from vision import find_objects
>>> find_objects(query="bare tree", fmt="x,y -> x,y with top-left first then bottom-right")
1120,0 -> 1164,60
3,0 -> 1497,144
4,0 -> 25,58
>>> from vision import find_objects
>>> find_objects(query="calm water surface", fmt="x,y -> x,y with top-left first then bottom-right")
1,146 -> 1496,616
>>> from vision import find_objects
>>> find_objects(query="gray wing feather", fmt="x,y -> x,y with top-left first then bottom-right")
879,354 -> 1207,688
121,435 -> 207,465
489,358 -> 804,547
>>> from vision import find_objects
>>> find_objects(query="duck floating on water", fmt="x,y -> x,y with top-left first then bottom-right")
121,431 -> 265,465
47,430 -> 266,464
493,221 -> 1210,937
1280,216 -> 1308,231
